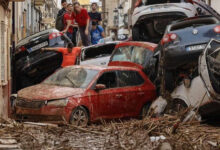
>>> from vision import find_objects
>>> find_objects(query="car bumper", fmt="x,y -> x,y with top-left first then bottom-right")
15,106 -> 71,124
163,45 -> 204,70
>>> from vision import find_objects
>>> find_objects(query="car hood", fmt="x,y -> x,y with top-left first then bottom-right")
17,84 -> 85,101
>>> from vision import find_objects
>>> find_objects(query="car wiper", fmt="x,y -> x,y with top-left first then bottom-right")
65,75 -> 76,87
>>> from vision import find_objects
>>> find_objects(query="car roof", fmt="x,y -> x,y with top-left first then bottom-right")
64,65 -> 141,72
115,41 -> 157,51
16,28 -> 59,48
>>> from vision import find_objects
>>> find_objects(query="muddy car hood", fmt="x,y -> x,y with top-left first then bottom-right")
17,84 -> 85,101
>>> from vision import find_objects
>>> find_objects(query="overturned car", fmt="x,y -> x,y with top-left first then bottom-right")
151,39 -> 220,119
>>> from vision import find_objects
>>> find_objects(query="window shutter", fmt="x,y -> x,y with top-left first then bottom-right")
0,21 -> 6,85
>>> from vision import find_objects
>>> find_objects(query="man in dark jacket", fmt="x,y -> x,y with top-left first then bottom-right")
57,0 -> 67,17
89,2 -> 102,25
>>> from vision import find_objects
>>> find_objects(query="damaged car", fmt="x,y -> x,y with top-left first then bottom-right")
13,29 -> 72,92
132,0 -> 198,43
109,41 -> 158,84
14,65 -> 156,126
159,16 -> 220,91
151,39 -> 220,119
80,42 -> 119,66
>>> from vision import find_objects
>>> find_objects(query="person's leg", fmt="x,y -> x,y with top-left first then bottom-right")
66,32 -> 73,41
72,28 -> 78,46
79,26 -> 91,46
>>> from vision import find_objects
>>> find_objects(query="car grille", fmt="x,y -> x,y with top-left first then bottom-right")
16,98 -> 46,109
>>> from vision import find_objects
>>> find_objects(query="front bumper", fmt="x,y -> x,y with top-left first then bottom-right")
15,106 -> 71,124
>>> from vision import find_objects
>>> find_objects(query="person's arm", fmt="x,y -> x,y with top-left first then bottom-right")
63,20 -> 72,33
101,31 -> 105,38
98,13 -> 102,25
85,18 -> 90,35
41,47 -> 60,52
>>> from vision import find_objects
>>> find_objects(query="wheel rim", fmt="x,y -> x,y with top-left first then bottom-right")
71,109 -> 88,126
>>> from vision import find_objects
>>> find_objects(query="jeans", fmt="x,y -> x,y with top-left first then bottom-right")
66,32 -> 73,42
72,28 -> 78,46
79,26 -> 91,46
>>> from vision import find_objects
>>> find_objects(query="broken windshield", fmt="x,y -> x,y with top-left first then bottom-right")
111,46 -> 153,66
43,67 -> 99,88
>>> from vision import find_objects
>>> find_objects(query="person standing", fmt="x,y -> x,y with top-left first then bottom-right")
62,4 -> 78,43
57,0 -> 67,17
89,2 -> 102,25
73,2 -> 91,46
90,21 -> 105,45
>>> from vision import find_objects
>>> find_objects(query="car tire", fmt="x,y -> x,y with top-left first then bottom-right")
168,99 -> 187,114
70,106 -> 89,127
140,103 -> 151,119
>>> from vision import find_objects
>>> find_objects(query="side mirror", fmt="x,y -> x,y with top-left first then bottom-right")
95,84 -> 106,91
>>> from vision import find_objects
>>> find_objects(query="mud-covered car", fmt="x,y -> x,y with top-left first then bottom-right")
14,65 -> 156,125
80,42 -> 119,66
151,39 -> 220,119
109,41 -> 158,83
158,16 -> 220,91
13,29 -> 72,92
132,0 -> 197,43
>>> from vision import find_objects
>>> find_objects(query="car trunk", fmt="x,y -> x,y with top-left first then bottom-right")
132,12 -> 187,43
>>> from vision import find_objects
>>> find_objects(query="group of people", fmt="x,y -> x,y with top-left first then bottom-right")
57,0 -> 105,46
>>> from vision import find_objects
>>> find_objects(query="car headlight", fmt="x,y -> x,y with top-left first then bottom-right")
47,98 -> 69,107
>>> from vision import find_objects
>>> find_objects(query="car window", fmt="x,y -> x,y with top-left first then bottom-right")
49,35 -> 69,47
111,46 -> 153,66
118,71 -> 145,87
82,44 -> 116,61
142,0 -> 182,5
96,72 -> 117,89
43,67 -> 99,88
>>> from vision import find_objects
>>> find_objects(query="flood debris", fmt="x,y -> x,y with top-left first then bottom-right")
1,114 -> 219,150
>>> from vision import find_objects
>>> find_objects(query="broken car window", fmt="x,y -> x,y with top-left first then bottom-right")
118,71 -> 145,87
112,46 -> 153,66
43,67 -> 99,88
96,72 -> 117,89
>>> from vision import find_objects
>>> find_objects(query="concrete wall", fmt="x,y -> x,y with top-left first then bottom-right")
0,4 -> 12,119
210,0 -> 220,13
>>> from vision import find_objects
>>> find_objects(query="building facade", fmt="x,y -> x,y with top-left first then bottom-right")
0,1 -> 12,119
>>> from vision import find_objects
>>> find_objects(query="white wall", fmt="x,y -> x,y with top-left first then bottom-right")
210,0 -> 220,13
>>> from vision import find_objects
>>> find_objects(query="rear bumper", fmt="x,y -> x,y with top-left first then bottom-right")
163,45 -> 204,70
15,106 -> 71,124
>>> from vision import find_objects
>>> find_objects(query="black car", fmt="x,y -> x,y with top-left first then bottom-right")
158,16 -> 220,91
13,29 -> 72,92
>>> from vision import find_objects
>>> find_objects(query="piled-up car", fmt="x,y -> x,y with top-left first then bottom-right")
13,29 -> 72,92
152,39 -> 220,119
158,16 -> 220,91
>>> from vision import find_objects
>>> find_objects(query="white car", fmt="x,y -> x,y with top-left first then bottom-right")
132,0 -> 198,43
80,42 -> 119,66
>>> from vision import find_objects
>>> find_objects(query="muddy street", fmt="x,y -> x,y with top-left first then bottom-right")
0,115 -> 219,150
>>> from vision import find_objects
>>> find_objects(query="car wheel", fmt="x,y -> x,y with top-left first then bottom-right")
70,106 -> 89,127
140,103 -> 151,119
169,99 -> 187,114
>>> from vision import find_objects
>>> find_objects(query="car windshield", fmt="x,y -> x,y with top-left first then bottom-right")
143,0 -> 182,5
111,46 -> 153,66
43,67 -> 99,88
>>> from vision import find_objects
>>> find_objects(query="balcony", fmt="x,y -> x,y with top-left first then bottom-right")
34,0 -> 45,7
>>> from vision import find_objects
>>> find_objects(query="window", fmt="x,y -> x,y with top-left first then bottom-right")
118,71 -> 145,87
1,21 -> 6,85
97,72 -> 117,89
111,46 -> 153,66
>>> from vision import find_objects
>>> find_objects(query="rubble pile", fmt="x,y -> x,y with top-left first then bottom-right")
0,116 -> 219,150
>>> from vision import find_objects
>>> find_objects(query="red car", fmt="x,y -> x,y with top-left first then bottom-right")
15,65 -> 156,126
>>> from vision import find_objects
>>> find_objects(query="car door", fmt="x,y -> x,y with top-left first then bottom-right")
95,71 -> 124,119
117,70 -> 147,116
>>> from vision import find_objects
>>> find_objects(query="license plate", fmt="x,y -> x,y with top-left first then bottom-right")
186,44 -> 206,51
27,41 -> 48,53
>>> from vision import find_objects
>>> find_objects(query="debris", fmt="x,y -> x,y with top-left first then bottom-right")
150,135 -> 166,142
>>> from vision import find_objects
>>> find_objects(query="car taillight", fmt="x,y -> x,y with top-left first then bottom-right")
214,25 -> 220,33
18,46 -> 27,52
161,33 -> 178,45
49,32 -> 64,39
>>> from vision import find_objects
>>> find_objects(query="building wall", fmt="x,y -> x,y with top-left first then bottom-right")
0,3 -> 12,119
209,0 -> 220,13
